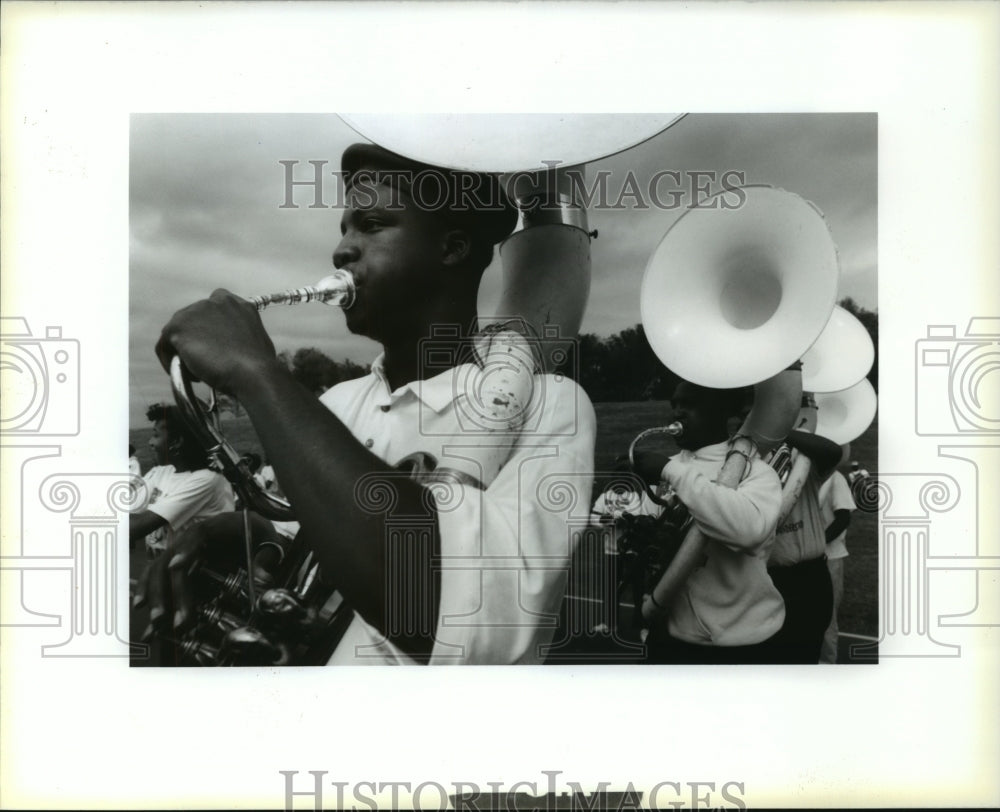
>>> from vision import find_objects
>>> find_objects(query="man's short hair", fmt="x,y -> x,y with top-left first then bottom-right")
341,143 -> 518,274
145,402 -> 210,469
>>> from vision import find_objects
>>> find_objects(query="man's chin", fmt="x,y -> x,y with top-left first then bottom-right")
342,311 -> 368,337
675,435 -> 706,452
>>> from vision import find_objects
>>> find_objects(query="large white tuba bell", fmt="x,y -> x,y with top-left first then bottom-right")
338,113 -> 684,174
639,185 -> 841,612
642,185 -> 840,390
801,305 -> 875,394
775,305 -> 876,520
341,113 -> 685,356
814,378 -> 878,444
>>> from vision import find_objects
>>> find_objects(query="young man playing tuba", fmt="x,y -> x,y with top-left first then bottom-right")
633,381 -> 785,664
136,144 -> 597,665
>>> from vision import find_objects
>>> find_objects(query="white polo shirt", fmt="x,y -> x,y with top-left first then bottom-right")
320,354 -> 596,665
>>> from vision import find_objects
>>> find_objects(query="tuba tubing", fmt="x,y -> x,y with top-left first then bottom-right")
170,355 -> 295,520
777,452 -> 811,524
775,399 -> 819,524
741,365 -> 805,454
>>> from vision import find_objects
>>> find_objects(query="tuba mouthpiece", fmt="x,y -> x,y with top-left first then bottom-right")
247,269 -> 355,311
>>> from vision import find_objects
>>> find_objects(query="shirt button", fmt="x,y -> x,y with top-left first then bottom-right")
365,439 -> 374,448
380,405 -> 390,412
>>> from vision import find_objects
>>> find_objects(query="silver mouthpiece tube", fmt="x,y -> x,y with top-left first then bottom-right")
634,422 -> 684,441
627,422 -> 684,476
247,269 -> 355,311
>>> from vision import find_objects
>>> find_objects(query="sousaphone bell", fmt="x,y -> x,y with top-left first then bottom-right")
637,185 -> 841,611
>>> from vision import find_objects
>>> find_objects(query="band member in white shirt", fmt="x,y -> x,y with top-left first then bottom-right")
136,144 -> 596,665
129,403 -> 234,557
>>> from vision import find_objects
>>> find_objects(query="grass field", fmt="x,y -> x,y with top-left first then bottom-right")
130,400 -> 879,661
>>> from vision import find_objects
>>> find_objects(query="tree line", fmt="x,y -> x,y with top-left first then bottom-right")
276,348 -> 370,396
254,298 -> 877,404
559,297 -> 878,401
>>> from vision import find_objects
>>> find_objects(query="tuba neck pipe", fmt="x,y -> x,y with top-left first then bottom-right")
627,422 -> 683,475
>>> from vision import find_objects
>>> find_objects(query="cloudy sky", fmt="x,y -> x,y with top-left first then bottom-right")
129,113 -> 876,424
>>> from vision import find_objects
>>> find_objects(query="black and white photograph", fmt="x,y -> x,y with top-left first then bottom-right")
2,2 -> 997,809
126,113 -> 879,669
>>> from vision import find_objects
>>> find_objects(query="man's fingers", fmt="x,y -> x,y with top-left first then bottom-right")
154,325 -> 175,375
146,555 -> 171,631
640,594 -> 659,623
154,291 -> 271,387
153,297 -> 212,375
133,564 -> 148,608
168,553 -> 195,632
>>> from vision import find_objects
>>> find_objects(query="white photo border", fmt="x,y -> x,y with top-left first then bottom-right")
2,1 -> 998,809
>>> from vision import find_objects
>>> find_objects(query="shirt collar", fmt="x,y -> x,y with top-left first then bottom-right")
369,352 -> 470,414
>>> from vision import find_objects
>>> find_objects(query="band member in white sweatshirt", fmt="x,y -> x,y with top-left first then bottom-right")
634,381 -> 785,664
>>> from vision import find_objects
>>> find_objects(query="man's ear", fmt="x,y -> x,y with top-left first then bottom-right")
441,229 -> 472,268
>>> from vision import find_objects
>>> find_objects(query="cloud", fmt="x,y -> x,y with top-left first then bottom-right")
130,113 -> 876,424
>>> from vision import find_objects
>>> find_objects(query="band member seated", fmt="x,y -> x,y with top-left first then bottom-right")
766,425 -> 843,663
135,143 -> 597,665
633,381 -> 785,664
590,458 -> 663,550
129,403 -> 235,556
